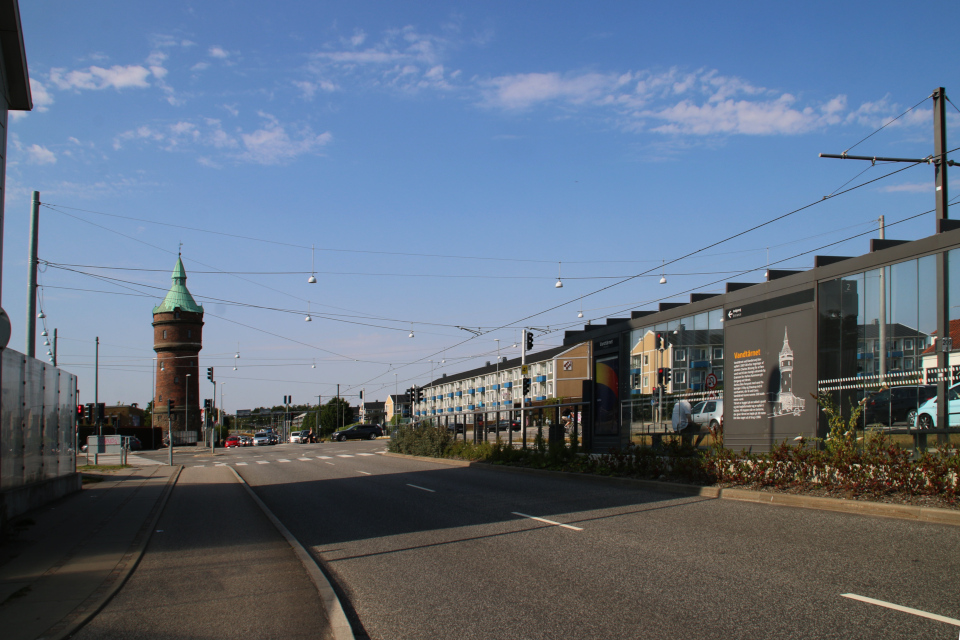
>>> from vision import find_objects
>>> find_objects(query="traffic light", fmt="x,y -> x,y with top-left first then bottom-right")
654,332 -> 662,350
525,330 -> 534,351
657,368 -> 665,386
207,367 -> 214,382
522,378 -> 531,396
359,389 -> 364,401
663,367 -> 672,385
418,387 -> 424,403
167,399 -> 174,413
76,404 -> 83,420
97,403 -> 105,420
203,399 -> 212,409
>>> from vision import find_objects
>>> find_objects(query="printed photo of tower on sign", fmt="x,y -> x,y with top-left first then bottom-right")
768,327 -> 805,418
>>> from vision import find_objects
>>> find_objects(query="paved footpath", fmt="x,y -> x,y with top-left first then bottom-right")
0,464 -> 341,640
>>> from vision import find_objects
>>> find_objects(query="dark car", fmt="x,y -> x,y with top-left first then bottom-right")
487,420 -> 520,433
863,385 -> 937,426
127,436 -> 142,451
446,422 -> 466,434
334,424 -> 383,441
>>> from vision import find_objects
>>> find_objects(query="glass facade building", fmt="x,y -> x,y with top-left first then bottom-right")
561,227 -> 960,452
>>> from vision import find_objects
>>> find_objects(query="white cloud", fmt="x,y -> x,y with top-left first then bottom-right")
238,113 -> 332,165
191,61 -> 211,71
294,79 -> 337,100
480,71 -> 618,110
209,46 -> 230,59
25,144 -> 57,165
349,30 -> 367,47
30,78 -> 54,111
50,64 -> 153,90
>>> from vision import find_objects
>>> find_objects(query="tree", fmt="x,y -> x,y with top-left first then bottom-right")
143,400 -> 153,429
319,397 -> 353,435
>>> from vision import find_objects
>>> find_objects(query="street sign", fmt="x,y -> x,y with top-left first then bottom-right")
521,365 -> 529,375
562,360 -> 573,371
705,373 -> 718,390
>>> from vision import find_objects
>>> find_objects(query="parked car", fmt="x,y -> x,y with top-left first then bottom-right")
224,435 -> 242,448
253,432 -> 271,446
487,420 -> 520,433
914,383 -> 960,429
690,399 -> 723,431
333,424 -> 383,441
290,430 -> 312,443
240,435 -> 253,446
864,385 -> 936,426
446,422 -> 466,434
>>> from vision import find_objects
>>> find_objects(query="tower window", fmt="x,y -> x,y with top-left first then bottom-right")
175,376 -> 179,384
175,310 -> 180,319
188,330 -> 192,338
163,330 -> 167,339
159,393 -> 162,401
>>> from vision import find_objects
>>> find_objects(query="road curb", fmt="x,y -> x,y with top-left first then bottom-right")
227,465 -> 355,640
39,465 -> 183,640
382,452 -> 960,527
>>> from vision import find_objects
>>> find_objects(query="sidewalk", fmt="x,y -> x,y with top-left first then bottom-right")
0,465 -> 178,640
0,463 -> 348,640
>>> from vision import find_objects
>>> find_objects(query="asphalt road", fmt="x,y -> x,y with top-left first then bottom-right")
137,441 -> 960,639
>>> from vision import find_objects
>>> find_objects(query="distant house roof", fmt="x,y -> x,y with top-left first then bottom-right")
388,395 -> 409,403
859,322 -> 929,340
153,257 -> 204,314
921,319 -> 960,355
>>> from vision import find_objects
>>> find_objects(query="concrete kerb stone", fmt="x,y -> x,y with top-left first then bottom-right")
226,465 -> 354,640
39,465 -> 183,640
382,451 -> 960,527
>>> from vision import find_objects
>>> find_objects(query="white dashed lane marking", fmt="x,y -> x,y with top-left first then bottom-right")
407,484 -> 435,493
316,456 -> 332,459
256,460 -> 270,465
337,454 -> 354,458
357,453 -> 375,456
235,462 -> 247,466
357,470 -> 372,475
841,594 -> 960,627
512,512 -> 583,531
278,459 -> 291,463
298,458 -> 311,461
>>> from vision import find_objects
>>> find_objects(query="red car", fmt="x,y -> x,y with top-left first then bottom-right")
224,435 -> 242,448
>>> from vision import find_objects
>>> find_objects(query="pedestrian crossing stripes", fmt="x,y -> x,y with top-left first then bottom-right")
278,459 -> 291,463
256,460 -> 269,464
337,454 -> 354,458
298,458 -> 311,461
317,456 -> 332,459
357,453 -> 375,456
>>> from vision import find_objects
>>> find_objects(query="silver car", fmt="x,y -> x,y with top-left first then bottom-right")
253,432 -> 270,446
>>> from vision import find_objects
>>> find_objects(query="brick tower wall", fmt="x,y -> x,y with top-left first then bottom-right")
153,309 -> 204,434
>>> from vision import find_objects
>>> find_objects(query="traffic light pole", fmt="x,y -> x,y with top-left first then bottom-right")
521,329 -> 527,450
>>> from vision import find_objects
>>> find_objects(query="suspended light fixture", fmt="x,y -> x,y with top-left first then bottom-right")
41,329 -> 48,337
44,339 -> 50,346
409,329 -> 415,338
311,359 -> 316,369
578,298 -> 584,318
305,301 -> 312,322
555,261 -> 563,288
659,259 -> 667,285
764,247 -> 770,278
308,245 -> 317,284
38,311 -> 45,319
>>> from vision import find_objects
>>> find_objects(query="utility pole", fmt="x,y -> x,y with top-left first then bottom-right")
821,86 -> 955,443
316,394 -> 322,440
52,328 -> 57,367
95,337 -> 100,437
25,191 -> 39,357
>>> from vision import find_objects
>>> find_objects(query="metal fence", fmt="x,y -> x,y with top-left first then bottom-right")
0,348 -> 77,492
421,402 -> 590,448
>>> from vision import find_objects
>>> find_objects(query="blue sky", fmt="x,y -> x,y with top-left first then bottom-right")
5,1 -> 959,411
